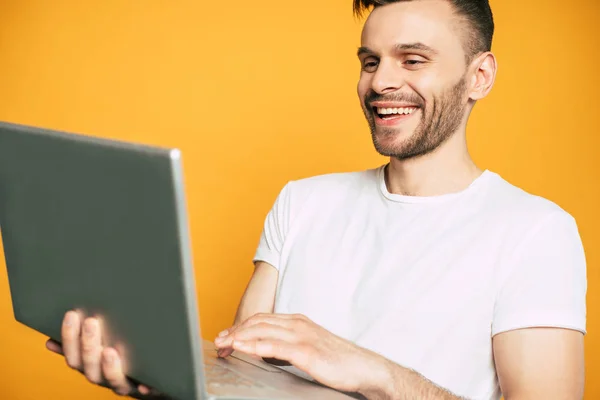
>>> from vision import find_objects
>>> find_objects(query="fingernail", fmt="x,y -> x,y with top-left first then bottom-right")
218,329 -> 229,337
84,321 -> 96,336
106,352 -> 115,365
64,313 -> 74,327
215,337 -> 224,344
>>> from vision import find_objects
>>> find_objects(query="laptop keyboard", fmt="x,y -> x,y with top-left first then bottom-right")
204,358 -> 266,388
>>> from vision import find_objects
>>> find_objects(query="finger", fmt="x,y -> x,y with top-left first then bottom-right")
215,326 -> 238,357
232,314 -> 298,335
217,347 -> 234,358
61,311 -> 82,369
217,327 -> 233,338
216,323 -> 297,349
81,318 -> 104,384
232,339 -> 310,370
217,346 -> 262,360
138,385 -> 163,397
215,315 -> 302,356
101,348 -> 134,396
46,339 -> 63,355
138,385 -> 151,396
225,313 -> 301,336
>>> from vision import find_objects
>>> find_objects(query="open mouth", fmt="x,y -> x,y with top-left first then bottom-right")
374,106 -> 419,120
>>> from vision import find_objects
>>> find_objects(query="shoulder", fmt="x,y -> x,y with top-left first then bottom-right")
284,165 -> 381,203
483,171 -> 577,230
489,174 -> 587,337
264,166 -> 381,226
485,172 -> 585,299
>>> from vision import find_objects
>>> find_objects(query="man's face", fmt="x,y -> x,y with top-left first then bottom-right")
357,0 -> 472,160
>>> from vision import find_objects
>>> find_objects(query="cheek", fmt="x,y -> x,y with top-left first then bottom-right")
357,74 -> 371,101
409,71 -> 448,101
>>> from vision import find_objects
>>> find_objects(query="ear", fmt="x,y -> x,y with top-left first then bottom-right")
468,52 -> 497,101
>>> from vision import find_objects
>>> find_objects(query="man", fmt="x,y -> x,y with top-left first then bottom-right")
46,0 -> 587,399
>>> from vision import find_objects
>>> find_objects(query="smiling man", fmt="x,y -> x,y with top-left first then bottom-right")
213,1 -> 588,399
47,0 -> 587,399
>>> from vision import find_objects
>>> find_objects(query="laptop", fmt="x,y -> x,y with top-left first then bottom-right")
0,121 -> 361,400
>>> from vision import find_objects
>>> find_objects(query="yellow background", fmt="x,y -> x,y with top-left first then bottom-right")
0,0 -> 598,398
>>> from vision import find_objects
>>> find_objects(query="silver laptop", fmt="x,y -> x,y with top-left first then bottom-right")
0,121 -> 361,400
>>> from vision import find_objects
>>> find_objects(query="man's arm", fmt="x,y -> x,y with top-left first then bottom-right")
215,314 -> 585,400
360,361 -> 466,399
216,261 -> 278,357
493,327 -> 585,400
232,261 -> 279,324
362,362 -> 466,400
368,327 -> 585,400
215,313 -> 469,399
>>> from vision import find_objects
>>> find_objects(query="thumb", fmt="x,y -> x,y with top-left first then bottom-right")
46,339 -> 64,355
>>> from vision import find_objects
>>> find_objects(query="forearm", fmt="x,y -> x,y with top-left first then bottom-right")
359,357 -> 467,400
232,261 -> 278,325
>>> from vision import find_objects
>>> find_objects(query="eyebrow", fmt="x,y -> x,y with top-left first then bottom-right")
357,42 -> 439,57
395,42 -> 438,55
357,46 -> 374,57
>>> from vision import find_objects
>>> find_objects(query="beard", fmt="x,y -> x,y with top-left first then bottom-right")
362,74 -> 468,160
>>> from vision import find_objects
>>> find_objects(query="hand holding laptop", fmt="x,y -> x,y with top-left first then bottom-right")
2,121 -> 361,399
45,311 -> 163,399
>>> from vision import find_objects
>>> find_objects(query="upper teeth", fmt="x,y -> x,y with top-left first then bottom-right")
377,107 -> 417,115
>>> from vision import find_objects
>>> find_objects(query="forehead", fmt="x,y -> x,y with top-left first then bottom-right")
361,0 -> 464,57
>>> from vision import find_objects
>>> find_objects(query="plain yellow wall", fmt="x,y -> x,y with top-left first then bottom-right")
0,0 -> 598,398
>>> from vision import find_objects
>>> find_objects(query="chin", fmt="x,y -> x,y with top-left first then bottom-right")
372,134 -> 414,158
374,125 -> 414,142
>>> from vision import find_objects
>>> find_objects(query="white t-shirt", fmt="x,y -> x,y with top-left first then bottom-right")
253,165 -> 587,400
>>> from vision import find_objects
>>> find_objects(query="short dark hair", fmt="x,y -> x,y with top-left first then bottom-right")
353,0 -> 494,59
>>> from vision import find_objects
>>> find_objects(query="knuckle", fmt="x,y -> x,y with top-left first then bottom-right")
292,319 -> 305,329
81,336 -> 98,348
252,313 -> 268,322
81,342 -> 98,354
83,319 -> 98,332
62,325 -> 76,339
85,373 -> 102,385
103,367 -> 121,382
65,359 -> 80,370
102,365 -> 117,380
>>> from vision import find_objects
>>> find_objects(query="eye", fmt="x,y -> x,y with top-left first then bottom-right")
403,56 -> 427,68
361,58 -> 379,73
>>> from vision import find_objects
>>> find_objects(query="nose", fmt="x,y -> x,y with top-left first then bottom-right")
371,58 -> 404,94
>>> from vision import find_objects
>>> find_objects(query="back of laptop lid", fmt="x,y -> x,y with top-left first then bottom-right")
0,121 -> 205,400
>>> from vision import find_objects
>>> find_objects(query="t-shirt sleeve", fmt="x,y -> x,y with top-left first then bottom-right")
492,211 -> 587,336
252,182 -> 292,270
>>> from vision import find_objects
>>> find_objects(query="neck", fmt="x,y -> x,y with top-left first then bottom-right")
385,132 -> 482,197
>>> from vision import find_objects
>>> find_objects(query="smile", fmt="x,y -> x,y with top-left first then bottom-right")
371,105 -> 420,126
376,107 -> 417,117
